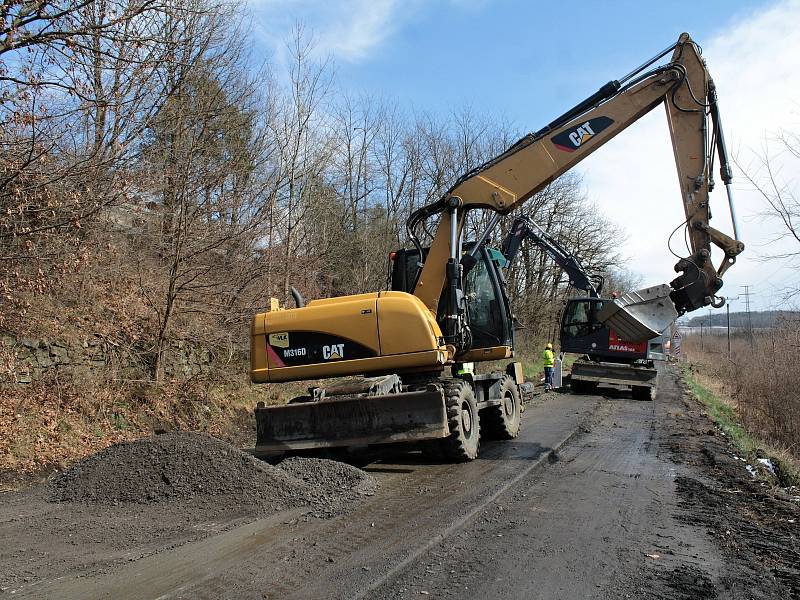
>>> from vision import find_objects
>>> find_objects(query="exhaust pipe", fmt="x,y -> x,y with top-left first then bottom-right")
290,286 -> 305,308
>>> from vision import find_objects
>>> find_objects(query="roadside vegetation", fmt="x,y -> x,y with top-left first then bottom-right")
682,323 -> 800,487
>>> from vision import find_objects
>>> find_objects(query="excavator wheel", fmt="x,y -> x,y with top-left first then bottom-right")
631,385 -> 654,401
439,379 -> 481,462
482,375 -> 521,440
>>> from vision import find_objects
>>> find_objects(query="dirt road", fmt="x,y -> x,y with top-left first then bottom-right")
2,365 -> 798,599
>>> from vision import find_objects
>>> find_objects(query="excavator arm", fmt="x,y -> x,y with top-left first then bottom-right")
408,33 -> 744,343
500,215 -> 602,299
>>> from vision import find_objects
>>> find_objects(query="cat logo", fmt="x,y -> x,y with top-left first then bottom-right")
551,116 -> 614,153
569,122 -> 596,147
322,343 -> 345,360
268,332 -> 289,348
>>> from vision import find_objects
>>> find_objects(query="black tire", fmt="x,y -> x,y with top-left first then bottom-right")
439,379 -> 481,462
570,379 -> 598,394
483,375 -> 521,440
632,385 -> 654,401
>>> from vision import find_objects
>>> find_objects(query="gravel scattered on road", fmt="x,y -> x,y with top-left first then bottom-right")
2,433 -> 379,592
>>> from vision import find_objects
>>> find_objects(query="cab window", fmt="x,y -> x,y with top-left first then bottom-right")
562,300 -> 591,339
464,255 -> 504,346
562,299 -> 605,339
589,301 -> 605,333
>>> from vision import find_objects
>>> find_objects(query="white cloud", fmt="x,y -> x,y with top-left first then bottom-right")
249,0 -> 413,63
578,0 -> 800,311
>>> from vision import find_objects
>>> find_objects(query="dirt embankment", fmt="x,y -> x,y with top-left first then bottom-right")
0,432 -> 376,592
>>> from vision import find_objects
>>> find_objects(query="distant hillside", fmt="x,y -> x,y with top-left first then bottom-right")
685,310 -> 799,328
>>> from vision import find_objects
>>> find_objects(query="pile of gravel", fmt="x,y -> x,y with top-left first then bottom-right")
278,456 -> 376,517
48,432 -> 375,517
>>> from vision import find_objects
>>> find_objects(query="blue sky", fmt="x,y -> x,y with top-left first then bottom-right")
343,1 -> 769,126
250,0 -> 769,126
248,0 -> 800,312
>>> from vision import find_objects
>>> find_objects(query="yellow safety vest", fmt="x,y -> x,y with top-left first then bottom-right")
543,349 -> 555,368
456,362 -> 475,376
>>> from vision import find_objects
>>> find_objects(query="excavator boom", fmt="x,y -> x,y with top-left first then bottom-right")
500,215 -> 602,298
408,33 -> 743,345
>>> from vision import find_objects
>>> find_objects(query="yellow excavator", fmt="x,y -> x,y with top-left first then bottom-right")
250,33 -> 744,460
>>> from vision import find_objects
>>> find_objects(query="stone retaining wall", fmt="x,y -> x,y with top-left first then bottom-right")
1,336 -> 230,383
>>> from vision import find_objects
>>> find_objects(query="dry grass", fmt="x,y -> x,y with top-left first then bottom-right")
682,322 -> 800,461
682,363 -> 800,486
0,370 -> 288,490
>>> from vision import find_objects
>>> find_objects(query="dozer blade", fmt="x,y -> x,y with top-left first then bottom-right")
254,390 -> 449,453
598,284 -> 678,342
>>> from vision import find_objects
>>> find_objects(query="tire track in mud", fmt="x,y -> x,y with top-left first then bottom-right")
614,366 -> 799,600
357,374 -> 719,600
659,368 -> 800,599
345,419 -> 592,600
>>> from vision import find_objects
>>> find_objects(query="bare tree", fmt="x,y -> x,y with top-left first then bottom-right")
739,130 -> 800,298
0,0 -> 160,58
267,25 -> 333,302
136,6 -> 278,380
0,0 -> 207,330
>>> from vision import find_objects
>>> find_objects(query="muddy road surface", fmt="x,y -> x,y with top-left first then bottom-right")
2,365 -> 798,599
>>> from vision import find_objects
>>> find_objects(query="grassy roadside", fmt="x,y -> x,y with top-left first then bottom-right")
681,363 -> 800,488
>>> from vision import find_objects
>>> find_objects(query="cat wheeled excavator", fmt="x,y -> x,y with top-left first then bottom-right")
250,33 -> 744,461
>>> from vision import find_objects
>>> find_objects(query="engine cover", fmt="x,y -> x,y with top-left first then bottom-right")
251,291 -> 450,383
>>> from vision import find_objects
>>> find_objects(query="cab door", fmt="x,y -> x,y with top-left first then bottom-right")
463,247 -> 513,350
560,298 -> 648,359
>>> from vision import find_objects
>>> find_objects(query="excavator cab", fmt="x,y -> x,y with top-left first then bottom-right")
560,298 -> 605,341
390,244 -> 514,352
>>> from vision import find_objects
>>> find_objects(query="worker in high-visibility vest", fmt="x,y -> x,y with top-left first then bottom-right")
543,342 -> 555,391
455,362 -> 474,377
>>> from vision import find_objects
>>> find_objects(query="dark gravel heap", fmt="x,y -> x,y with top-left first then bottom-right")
48,432 -> 374,517
278,456 -> 376,517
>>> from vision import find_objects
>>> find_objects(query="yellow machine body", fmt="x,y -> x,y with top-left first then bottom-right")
251,291 -> 451,383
